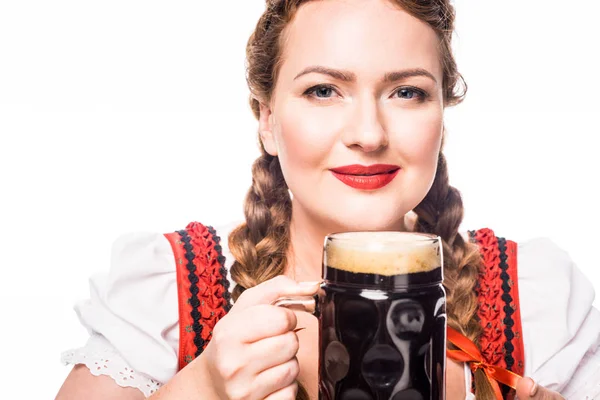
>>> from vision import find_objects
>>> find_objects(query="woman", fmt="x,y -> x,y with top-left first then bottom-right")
56,0 -> 600,399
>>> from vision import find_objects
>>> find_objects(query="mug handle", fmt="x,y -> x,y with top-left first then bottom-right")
272,295 -> 320,317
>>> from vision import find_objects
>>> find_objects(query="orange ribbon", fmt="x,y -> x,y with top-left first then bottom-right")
447,327 -> 522,400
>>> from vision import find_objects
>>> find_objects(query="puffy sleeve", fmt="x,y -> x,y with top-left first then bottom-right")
61,232 -> 179,397
518,238 -> 600,397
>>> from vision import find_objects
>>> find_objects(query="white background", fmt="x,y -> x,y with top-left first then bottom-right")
1,1 -> 599,398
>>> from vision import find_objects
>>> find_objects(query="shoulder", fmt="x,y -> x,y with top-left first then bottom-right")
102,220 -> 242,299
516,236 -> 595,311
109,231 -> 175,274
517,236 -> 576,274
466,230 -> 592,297
113,221 -> 241,269
511,236 -> 599,390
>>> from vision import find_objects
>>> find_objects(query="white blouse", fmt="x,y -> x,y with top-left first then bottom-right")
61,223 -> 600,398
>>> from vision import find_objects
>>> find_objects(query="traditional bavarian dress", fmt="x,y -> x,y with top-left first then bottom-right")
165,223 -> 525,398
62,221 -> 600,398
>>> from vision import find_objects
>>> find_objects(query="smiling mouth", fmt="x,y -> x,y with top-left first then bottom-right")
329,164 -> 401,190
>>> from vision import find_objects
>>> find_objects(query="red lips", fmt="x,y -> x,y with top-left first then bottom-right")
330,164 -> 400,190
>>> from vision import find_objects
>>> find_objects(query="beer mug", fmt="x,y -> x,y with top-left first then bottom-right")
276,231 -> 446,400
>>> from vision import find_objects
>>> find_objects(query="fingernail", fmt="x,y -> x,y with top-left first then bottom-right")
529,380 -> 539,397
293,327 -> 306,333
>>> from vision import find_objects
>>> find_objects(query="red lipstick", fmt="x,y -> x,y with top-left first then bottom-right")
330,164 -> 400,190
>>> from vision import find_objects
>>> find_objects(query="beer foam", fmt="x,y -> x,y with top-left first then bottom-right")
324,232 -> 441,276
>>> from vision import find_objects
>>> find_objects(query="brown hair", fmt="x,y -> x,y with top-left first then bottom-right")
229,0 -> 494,398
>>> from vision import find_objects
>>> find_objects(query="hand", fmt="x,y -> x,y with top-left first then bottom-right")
201,276 -> 320,400
516,377 -> 565,400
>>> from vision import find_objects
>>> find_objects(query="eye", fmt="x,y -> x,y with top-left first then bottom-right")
394,87 -> 428,101
304,84 -> 338,99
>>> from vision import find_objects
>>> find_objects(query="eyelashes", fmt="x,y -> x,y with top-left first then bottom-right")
304,85 -> 338,100
302,84 -> 430,103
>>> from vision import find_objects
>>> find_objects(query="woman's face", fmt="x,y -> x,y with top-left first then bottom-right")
259,0 -> 444,232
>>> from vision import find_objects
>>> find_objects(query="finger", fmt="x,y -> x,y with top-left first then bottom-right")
516,377 -> 564,399
236,304 -> 298,343
516,377 -> 537,399
249,331 -> 300,372
234,275 -> 321,310
263,382 -> 299,400
252,357 -> 300,400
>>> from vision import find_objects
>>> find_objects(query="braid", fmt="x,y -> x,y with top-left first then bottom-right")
414,153 -> 496,399
229,148 -> 292,302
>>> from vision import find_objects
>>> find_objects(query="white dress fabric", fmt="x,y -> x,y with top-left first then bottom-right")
61,225 -> 600,399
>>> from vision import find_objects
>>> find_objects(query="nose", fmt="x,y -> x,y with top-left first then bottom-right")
341,97 -> 388,153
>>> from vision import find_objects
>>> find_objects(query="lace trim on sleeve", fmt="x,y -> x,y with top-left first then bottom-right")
60,335 -> 163,398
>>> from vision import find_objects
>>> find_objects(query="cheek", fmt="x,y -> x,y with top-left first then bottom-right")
272,100 -> 341,171
390,108 -> 443,166
388,108 -> 443,207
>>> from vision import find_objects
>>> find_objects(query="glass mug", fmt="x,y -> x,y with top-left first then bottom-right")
275,231 -> 446,400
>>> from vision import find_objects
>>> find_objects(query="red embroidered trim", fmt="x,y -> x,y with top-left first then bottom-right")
505,240 -> 525,377
164,231 -> 194,370
164,222 -> 230,371
471,228 -> 525,400
185,222 -> 229,342
473,228 -> 508,370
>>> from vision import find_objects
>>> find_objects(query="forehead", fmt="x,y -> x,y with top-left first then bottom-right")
278,0 -> 442,83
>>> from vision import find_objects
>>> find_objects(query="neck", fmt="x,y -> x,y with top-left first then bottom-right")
287,201 -> 416,282
287,203 -> 327,282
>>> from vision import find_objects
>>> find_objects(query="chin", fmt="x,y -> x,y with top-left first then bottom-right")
324,205 -> 406,234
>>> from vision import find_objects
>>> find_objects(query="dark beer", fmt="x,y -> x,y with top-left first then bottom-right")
318,232 -> 446,400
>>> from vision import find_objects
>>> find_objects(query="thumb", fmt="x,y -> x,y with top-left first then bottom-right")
516,377 -> 563,399
234,275 -> 321,310
516,377 -> 538,399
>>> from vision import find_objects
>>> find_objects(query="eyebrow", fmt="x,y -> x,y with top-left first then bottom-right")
293,65 -> 437,85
